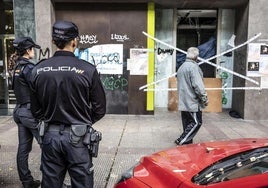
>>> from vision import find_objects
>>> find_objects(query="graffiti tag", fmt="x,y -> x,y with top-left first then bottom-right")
157,48 -> 174,55
91,52 -> 122,66
111,34 -> 130,42
101,76 -> 128,91
38,48 -> 50,60
79,34 -> 98,44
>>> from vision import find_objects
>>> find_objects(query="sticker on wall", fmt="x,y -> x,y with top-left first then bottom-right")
259,45 -> 268,75
127,48 -> 148,75
75,44 -> 123,75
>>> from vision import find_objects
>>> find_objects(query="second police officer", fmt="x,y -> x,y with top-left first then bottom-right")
12,37 -> 41,188
30,21 -> 106,188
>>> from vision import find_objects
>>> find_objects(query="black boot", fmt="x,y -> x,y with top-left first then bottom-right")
22,179 -> 41,188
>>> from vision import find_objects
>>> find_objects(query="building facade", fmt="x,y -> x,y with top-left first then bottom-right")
0,0 -> 268,119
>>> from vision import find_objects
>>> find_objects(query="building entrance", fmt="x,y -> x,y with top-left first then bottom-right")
0,35 -> 15,109
176,9 -> 217,77
0,0 -> 15,111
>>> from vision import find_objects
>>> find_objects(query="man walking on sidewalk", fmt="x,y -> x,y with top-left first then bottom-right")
175,47 -> 208,145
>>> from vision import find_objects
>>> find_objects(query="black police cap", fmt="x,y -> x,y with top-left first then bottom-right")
52,21 -> 79,41
13,37 -> 41,51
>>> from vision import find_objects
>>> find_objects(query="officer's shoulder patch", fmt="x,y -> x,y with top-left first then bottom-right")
15,69 -> 20,73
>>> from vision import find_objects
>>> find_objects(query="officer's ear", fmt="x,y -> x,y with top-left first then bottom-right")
69,39 -> 77,52
74,37 -> 79,47
72,38 -> 78,49
26,48 -> 34,56
26,48 -> 32,54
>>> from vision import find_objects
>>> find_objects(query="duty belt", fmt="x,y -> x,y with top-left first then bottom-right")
47,124 -> 71,134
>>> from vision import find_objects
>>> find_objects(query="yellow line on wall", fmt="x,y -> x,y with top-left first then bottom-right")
147,2 -> 155,111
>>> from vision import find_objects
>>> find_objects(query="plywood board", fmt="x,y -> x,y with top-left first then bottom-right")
203,78 -> 222,112
168,77 -> 178,111
168,77 -> 222,112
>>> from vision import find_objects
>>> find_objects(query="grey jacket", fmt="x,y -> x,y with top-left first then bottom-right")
177,58 -> 208,112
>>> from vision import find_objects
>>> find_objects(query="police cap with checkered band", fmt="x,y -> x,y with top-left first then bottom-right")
13,37 -> 41,52
52,21 -> 79,41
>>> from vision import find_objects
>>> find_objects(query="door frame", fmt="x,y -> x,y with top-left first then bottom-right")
0,34 -> 15,109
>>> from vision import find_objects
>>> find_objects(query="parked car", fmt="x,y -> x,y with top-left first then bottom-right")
114,138 -> 268,188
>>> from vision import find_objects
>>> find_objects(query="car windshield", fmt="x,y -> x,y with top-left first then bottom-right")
193,147 -> 268,185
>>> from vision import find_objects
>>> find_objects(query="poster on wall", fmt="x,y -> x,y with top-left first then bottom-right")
127,48 -> 148,75
259,45 -> 268,75
75,44 -> 123,74
247,43 -> 268,77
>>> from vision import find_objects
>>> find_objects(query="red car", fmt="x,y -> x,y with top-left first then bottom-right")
114,138 -> 268,188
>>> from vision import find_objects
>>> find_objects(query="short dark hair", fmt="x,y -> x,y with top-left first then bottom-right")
16,49 -> 27,56
53,39 -> 71,49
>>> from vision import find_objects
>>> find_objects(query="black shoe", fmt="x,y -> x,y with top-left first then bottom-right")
175,139 -> 193,146
174,139 -> 181,145
22,179 -> 41,188
184,140 -> 193,145
62,183 -> 72,188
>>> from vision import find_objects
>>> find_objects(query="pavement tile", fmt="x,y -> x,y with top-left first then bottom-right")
0,109 -> 267,187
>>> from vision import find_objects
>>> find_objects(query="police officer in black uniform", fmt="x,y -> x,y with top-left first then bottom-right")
12,37 -> 41,188
30,21 -> 106,188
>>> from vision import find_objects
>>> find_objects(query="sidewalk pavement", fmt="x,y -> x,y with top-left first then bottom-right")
0,108 -> 268,188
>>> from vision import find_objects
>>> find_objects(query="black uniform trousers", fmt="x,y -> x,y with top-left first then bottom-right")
41,126 -> 94,188
13,103 -> 40,184
177,110 -> 202,145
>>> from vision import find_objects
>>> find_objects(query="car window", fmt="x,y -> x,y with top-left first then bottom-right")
192,147 -> 268,185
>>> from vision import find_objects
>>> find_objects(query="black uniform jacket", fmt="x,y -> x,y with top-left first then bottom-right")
13,57 -> 34,104
30,51 -> 106,125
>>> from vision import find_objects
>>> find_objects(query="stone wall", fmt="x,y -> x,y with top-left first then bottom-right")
244,0 -> 268,119
232,4 -> 248,118
13,0 -> 35,39
34,0 -> 55,58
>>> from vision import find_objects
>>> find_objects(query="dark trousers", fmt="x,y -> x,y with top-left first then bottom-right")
177,110 -> 202,145
13,104 -> 40,183
41,128 -> 94,188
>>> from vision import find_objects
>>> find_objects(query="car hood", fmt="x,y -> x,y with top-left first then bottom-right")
133,138 -> 268,187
